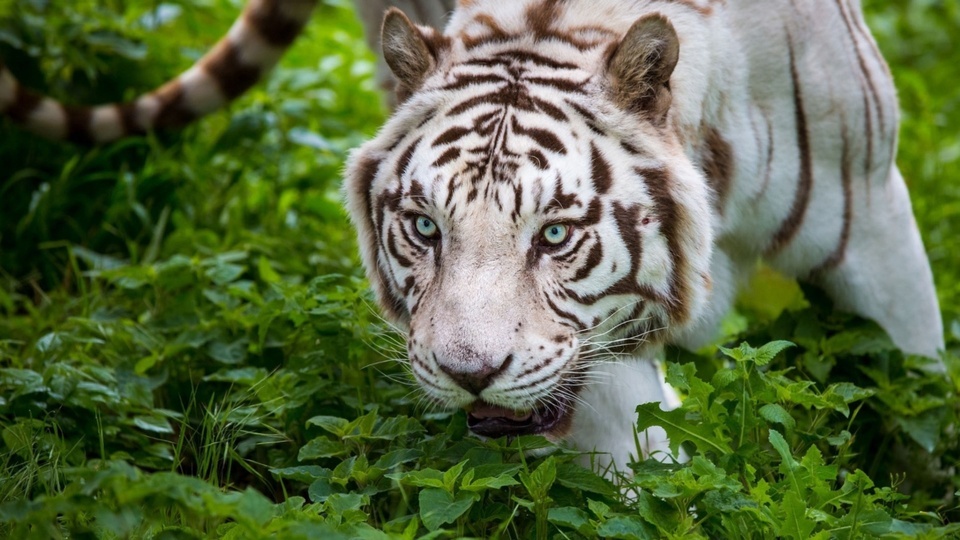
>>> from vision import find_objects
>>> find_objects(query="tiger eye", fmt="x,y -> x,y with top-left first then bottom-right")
541,223 -> 570,246
414,215 -> 439,239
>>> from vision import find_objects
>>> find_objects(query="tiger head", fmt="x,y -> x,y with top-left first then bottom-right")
343,7 -> 714,440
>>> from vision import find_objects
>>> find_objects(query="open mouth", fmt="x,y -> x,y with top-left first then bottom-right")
466,391 -> 574,438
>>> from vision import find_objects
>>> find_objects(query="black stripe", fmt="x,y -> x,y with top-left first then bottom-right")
815,125 -> 853,271
494,50 -> 579,70
395,137 -> 422,178
153,82 -> 199,129
767,40 -> 812,255
203,44 -> 262,100
116,103 -> 140,135
386,228 -> 413,268
432,146 -> 461,167
546,296 -> 585,328
528,96 -> 567,121
511,116 -> 565,155
244,0 -> 314,46
442,73 -> 508,91
523,76 -> 586,94
447,94 -> 501,117
589,142 -> 612,194
637,167 -> 687,322
571,240 -> 602,282
512,182 -> 524,221
433,126 -> 472,147
65,107 -> 93,144
833,0 -> 879,178
701,126 -> 734,213
527,149 -> 549,170
834,0 -> 885,132
7,82 -> 43,124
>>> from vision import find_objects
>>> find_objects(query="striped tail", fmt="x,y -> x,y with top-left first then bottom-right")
0,0 -> 317,144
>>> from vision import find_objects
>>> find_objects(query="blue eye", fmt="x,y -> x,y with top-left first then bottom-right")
541,223 -> 570,246
414,215 -> 439,239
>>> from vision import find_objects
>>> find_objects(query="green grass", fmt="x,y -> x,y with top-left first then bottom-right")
0,0 -> 958,537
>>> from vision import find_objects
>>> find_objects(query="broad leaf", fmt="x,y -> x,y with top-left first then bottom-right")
635,403 -> 732,456
418,488 -> 477,531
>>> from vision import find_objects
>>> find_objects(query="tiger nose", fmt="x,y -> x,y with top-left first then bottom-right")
439,354 -> 515,395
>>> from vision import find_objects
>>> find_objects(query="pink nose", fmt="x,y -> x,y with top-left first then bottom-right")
438,354 -> 514,395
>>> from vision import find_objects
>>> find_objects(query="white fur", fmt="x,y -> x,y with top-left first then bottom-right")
179,66 -> 227,115
25,98 -> 67,140
90,106 -> 125,143
228,18 -> 285,69
133,94 -> 162,132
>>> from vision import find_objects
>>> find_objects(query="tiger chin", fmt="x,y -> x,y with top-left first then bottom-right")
344,0 -> 944,474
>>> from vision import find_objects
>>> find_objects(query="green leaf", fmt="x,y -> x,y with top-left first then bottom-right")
636,402 -> 732,456
0,368 -> 46,399
665,361 -> 715,414
460,469 -> 520,492
307,415 -> 350,437
719,342 -> 755,362
258,255 -> 281,283
635,491 -> 681,533
826,430 -> 852,447
418,488 -> 477,531
822,382 -> 874,417
325,492 -> 365,515
371,416 -> 424,440
298,437 -> 347,460
388,468 -> 445,489
596,515 -> 656,540
207,338 -> 247,365
548,506 -> 594,536
131,415 -> 173,434
270,466 -> 329,483
309,476 -> 335,503
768,430 -> 792,462
759,403 -> 796,430
587,499 -> 611,520
519,456 -> 556,500
554,463 -> 616,497
203,367 -> 268,385
754,341 -> 795,366
373,449 -> 423,470
205,261 -> 245,285
897,407 -> 944,453
780,491 -> 816,540
442,460 -> 468,493
833,508 -> 894,539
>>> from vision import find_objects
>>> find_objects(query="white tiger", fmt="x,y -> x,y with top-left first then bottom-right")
0,0 -> 944,474
342,0 -> 943,472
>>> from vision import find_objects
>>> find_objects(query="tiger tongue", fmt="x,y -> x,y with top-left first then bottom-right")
468,402 -> 533,422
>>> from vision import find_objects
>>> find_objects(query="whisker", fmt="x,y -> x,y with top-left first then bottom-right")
576,301 -> 641,335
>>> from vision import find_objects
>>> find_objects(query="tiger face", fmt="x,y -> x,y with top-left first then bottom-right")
344,9 -> 713,440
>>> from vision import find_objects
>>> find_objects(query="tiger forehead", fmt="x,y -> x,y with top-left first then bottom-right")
454,1 -> 622,52
389,70 -> 594,209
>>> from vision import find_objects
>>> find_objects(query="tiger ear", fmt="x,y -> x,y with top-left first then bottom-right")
382,8 -> 438,101
606,14 -> 679,122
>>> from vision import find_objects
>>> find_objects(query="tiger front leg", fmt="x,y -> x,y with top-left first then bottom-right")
567,357 -> 685,477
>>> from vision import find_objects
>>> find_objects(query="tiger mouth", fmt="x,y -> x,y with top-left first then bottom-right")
466,390 -> 574,438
